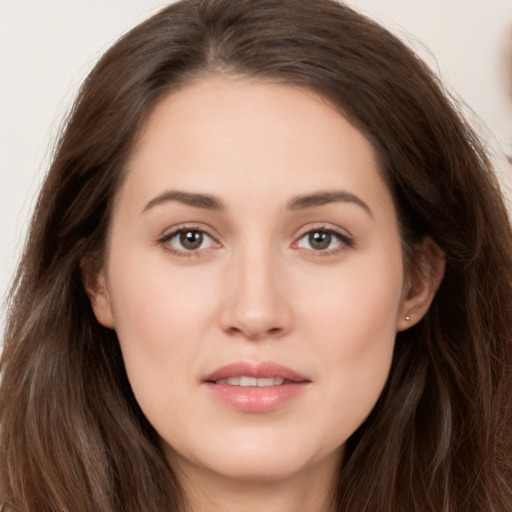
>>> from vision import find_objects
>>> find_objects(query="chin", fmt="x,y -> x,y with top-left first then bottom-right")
202,451 -> 315,482
165,432 -> 344,484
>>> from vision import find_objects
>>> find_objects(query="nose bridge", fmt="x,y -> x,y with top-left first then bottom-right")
220,237 -> 292,339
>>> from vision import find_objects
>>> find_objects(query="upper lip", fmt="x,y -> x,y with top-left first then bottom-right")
203,361 -> 310,383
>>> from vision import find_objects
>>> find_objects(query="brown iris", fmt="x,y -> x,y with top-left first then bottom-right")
179,230 -> 203,250
308,231 -> 332,250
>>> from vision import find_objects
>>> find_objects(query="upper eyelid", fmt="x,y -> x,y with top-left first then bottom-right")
159,223 -> 219,241
294,223 -> 353,240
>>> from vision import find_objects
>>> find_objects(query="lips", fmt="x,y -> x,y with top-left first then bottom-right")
204,361 -> 309,383
203,361 -> 311,412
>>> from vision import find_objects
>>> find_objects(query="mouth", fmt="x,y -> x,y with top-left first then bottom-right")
213,376 -> 287,386
203,361 -> 311,412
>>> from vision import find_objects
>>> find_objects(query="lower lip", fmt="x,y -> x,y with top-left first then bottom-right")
204,382 -> 309,412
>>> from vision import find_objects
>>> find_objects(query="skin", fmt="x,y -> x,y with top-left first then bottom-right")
87,76 -> 443,512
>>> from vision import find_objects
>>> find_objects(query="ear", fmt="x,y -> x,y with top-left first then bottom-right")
397,236 -> 445,331
80,256 -> 115,329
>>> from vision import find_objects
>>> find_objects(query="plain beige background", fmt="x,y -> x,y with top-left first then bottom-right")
1,0 -> 511,333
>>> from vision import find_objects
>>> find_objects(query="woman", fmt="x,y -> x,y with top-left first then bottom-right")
1,0 -> 511,510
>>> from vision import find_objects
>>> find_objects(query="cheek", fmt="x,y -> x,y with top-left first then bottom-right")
298,252 -> 403,435
300,246 -> 403,342
105,248 -> 220,410
108,241 -> 218,339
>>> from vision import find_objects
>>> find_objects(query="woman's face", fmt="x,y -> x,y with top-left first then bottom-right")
91,76 -> 412,484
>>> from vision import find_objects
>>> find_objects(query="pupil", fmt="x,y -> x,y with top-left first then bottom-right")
180,230 -> 203,250
309,231 -> 331,250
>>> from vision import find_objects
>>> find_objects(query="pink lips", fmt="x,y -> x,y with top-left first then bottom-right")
203,361 -> 311,413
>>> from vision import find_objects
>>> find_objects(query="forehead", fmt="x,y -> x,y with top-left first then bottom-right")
123,75 -> 392,216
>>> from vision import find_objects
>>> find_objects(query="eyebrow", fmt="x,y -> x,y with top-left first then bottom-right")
142,190 -> 224,213
142,188 -> 373,218
288,190 -> 373,218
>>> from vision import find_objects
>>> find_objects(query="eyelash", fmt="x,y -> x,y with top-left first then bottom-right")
157,225 -> 354,257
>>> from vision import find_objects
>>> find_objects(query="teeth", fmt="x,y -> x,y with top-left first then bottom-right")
215,376 -> 286,387
256,377 -> 274,387
240,376 -> 257,386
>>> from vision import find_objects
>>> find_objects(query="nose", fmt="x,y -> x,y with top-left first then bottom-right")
219,248 -> 294,340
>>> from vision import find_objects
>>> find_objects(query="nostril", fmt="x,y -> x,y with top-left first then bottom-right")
225,326 -> 282,340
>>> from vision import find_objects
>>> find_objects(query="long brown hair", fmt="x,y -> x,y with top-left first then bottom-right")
1,1 -> 511,510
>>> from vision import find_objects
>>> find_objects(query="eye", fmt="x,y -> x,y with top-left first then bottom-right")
294,227 -> 353,254
159,228 -> 218,255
